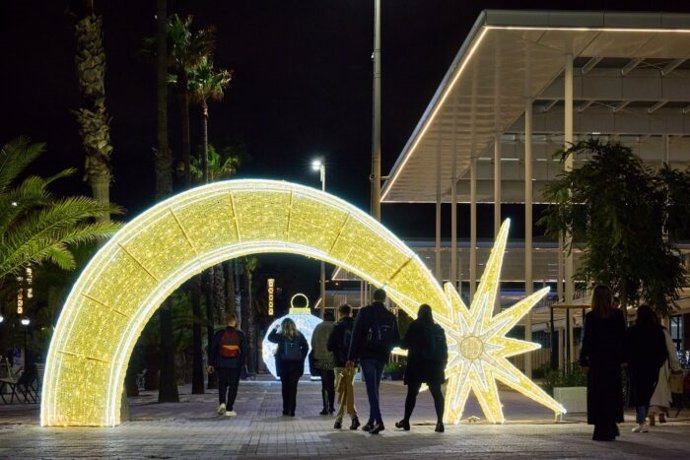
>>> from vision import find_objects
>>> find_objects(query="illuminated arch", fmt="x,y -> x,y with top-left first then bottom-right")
41,180 -> 450,426
42,179 -> 564,427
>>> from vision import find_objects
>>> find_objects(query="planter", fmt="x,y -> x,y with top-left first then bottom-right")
554,386 -> 587,414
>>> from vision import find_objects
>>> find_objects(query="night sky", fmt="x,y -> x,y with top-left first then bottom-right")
3,1 -> 690,300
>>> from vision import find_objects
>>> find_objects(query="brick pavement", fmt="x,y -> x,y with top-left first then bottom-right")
1,376 -> 690,459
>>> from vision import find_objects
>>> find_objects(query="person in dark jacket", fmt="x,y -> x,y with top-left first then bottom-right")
347,288 -> 400,435
208,312 -> 247,417
579,285 -> 626,441
268,317 -> 309,416
627,304 -> 668,433
395,304 -> 448,433
311,311 -> 336,415
327,304 -> 360,430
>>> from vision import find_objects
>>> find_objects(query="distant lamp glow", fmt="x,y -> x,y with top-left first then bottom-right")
0,314 -> 4,324
20,317 -> 30,326
311,159 -> 323,171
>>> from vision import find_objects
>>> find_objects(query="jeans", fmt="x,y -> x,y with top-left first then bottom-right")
320,369 -> 335,410
636,405 -> 649,424
217,367 -> 241,410
360,358 -> 385,424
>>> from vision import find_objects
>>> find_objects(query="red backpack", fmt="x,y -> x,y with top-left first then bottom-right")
220,329 -> 241,359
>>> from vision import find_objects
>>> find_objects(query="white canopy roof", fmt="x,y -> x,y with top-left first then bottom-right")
382,10 -> 690,204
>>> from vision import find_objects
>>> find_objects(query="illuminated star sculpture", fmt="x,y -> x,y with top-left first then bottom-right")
438,220 -> 566,424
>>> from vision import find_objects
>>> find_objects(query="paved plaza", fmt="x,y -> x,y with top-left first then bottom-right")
1,376 -> 689,459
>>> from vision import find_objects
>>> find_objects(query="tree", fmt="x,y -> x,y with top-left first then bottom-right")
241,256 -> 259,373
166,14 -> 215,189
540,139 -> 687,317
69,0 -> 114,224
188,56 -> 232,184
0,138 -> 121,283
0,138 -> 120,354
154,0 -> 178,404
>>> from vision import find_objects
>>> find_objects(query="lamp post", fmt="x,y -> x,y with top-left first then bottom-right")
20,317 -> 30,368
311,158 -> 327,319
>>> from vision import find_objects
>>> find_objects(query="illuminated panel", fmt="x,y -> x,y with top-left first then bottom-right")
42,179 -> 564,427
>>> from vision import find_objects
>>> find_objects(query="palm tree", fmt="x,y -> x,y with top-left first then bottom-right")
69,0 -> 114,224
0,138 -> 120,283
154,0 -> 178,404
0,138 -> 121,349
167,15 -> 215,189
241,257 -> 259,374
188,56 -> 232,184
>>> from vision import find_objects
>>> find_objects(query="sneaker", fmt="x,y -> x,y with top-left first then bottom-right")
362,421 -> 374,432
632,423 -> 649,433
217,403 -> 226,415
225,410 -> 237,417
334,419 -> 342,429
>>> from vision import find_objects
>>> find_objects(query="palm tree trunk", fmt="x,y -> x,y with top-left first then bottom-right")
180,83 -> 192,189
205,267 -> 217,389
191,278 -> 204,393
214,263 -> 226,322
72,4 -> 113,224
155,0 -> 178,403
224,260 -> 236,324
246,270 -> 256,373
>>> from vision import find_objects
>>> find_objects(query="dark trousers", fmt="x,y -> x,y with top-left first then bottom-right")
217,367 -> 241,410
281,369 -> 301,414
403,380 -> 445,423
320,369 -> 335,410
361,358 -> 385,424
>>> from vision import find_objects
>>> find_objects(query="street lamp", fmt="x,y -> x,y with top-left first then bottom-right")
20,317 -> 30,368
311,158 -> 326,319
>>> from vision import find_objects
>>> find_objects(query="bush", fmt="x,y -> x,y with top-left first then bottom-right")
541,363 -> 586,396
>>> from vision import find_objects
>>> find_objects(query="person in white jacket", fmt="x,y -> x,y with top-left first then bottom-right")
648,325 -> 682,424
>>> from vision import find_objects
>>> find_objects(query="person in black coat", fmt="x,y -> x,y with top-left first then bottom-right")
627,304 -> 668,433
395,304 -> 448,433
579,285 -> 626,441
268,317 -> 309,416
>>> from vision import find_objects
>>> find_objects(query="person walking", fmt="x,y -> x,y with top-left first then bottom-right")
268,317 -> 309,417
327,304 -> 360,430
395,304 -> 448,433
311,311 -> 336,415
627,304 -> 668,433
648,323 -> 682,425
208,312 -> 247,417
347,288 -> 399,435
579,285 -> 627,441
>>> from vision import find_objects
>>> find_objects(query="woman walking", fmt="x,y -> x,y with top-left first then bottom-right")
268,318 -> 309,417
579,285 -> 626,441
395,304 -> 448,433
627,305 -> 668,433
648,324 -> 682,425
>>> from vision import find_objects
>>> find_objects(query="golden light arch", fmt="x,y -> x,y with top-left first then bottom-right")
41,179 -> 564,427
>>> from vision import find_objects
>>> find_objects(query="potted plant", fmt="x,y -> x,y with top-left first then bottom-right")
542,364 -> 587,415
384,360 -> 406,381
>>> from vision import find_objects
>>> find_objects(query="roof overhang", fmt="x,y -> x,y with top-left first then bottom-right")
382,10 -> 690,204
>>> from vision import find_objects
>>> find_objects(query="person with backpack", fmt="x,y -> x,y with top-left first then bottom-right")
347,288 -> 400,434
395,304 -> 448,433
327,304 -> 360,430
208,312 -> 247,417
311,311 -> 336,415
268,317 -> 309,417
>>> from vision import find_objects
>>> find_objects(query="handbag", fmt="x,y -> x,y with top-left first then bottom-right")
669,372 -> 684,395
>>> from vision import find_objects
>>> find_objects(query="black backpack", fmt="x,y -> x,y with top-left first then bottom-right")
422,323 -> 447,362
281,336 -> 302,361
365,309 -> 396,353
337,326 -> 353,363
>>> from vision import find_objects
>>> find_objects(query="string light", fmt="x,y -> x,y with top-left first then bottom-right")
41,179 -> 563,427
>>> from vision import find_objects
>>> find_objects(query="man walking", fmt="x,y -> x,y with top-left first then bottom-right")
311,311 -> 336,415
328,304 -> 360,430
208,312 -> 247,416
348,289 -> 399,434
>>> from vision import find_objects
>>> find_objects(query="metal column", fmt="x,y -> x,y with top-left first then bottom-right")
524,99 -> 534,377
470,156 -> 477,301
564,53 -> 575,364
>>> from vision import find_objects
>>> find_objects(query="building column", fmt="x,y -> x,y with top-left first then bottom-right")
435,139 -> 442,281
564,52 -> 575,364
470,156 -> 477,301
524,99 -> 534,377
